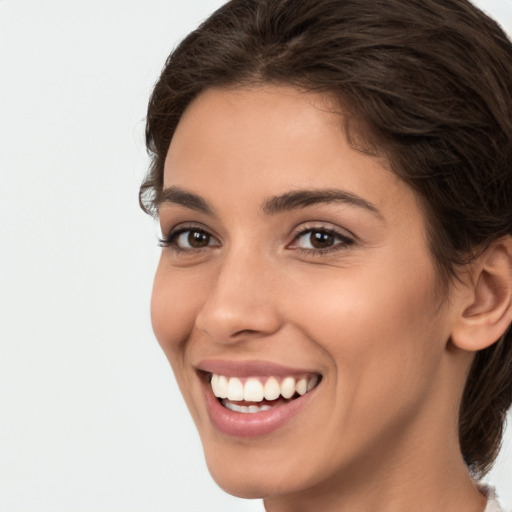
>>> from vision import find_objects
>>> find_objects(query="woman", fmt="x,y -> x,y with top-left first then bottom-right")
140,0 -> 512,510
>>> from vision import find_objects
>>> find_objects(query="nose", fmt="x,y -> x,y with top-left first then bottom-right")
195,250 -> 282,344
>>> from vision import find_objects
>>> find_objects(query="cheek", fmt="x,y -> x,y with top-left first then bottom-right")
150,258 -> 205,367
291,255 -> 444,412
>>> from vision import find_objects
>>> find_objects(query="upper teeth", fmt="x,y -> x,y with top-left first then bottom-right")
210,374 -> 319,402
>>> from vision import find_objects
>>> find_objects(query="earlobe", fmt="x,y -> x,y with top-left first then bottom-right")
451,237 -> 512,352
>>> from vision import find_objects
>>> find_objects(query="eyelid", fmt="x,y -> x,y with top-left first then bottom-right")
289,221 -> 356,241
158,220 -> 355,254
158,222 -> 221,250
287,222 -> 356,253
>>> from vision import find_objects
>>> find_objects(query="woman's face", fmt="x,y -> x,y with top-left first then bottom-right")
151,86 -> 463,501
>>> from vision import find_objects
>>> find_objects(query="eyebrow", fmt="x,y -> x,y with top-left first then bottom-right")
157,186 -> 382,218
157,186 -> 214,215
262,189 -> 382,218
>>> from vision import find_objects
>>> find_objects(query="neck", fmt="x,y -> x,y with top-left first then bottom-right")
264,439 -> 486,512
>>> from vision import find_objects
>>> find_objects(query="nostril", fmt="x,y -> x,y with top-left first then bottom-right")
232,328 -> 259,337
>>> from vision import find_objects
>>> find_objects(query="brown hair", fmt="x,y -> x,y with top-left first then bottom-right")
140,0 -> 512,478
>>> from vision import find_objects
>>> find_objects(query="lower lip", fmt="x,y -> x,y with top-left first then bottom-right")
202,380 -> 316,437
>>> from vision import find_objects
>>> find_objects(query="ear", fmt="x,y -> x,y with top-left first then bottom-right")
451,237 -> 512,352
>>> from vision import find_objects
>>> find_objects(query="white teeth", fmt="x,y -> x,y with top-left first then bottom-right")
211,374 -> 228,398
211,374 -> 219,395
218,375 -> 229,398
296,377 -> 308,396
210,374 -> 320,402
264,377 -> 281,400
227,377 -> 244,401
223,401 -> 273,413
244,378 -> 264,402
280,376 -> 296,399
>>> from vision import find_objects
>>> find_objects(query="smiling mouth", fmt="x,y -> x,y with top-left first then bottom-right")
209,373 -> 321,413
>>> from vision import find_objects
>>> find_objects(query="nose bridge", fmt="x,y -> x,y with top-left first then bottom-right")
195,244 -> 280,343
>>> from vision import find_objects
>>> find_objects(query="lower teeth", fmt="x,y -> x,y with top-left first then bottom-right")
222,400 -> 273,414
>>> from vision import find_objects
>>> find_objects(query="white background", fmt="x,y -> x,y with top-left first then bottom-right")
0,1 -> 510,511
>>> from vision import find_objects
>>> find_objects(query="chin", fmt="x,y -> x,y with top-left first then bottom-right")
199,429 -> 334,501
204,450 -> 302,500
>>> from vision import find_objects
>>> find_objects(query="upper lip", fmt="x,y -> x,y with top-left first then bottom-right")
196,359 -> 320,378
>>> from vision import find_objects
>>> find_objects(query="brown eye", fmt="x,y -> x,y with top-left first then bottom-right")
291,228 -> 354,253
309,230 -> 335,249
187,230 -> 211,248
164,228 -> 220,250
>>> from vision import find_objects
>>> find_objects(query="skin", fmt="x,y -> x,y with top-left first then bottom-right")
151,85 -> 487,512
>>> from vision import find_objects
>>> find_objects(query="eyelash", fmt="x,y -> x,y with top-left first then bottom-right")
158,225 -> 216,252
158,224 -> 355,255
289,225 -> 355,255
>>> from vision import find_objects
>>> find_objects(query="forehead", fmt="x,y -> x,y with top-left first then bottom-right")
166,85 -> 343,174
163,85 -> 421,226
